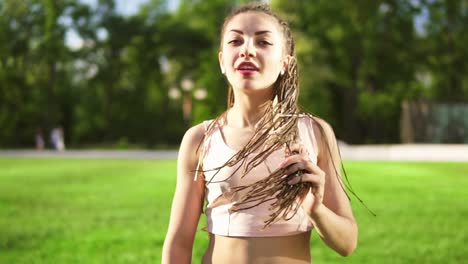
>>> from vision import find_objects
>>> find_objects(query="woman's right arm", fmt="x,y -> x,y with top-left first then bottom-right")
162,124 -> 206,264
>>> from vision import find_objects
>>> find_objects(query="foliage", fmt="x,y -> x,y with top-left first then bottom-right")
0,0 -> 467,147
273,0 -> 422,143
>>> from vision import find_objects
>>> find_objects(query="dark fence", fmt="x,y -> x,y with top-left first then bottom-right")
400,101 -> 468,143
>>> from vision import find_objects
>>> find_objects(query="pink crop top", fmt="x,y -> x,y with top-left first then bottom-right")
199,116 -> 318,237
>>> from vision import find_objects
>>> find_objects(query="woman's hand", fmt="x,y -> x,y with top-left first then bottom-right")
279,144 -> 326,215
277,120 -> 358,257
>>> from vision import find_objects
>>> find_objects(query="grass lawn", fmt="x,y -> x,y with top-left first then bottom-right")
0,158 -> 467,263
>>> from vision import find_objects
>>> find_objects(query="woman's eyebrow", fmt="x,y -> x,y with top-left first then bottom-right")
229,29 -> 272,35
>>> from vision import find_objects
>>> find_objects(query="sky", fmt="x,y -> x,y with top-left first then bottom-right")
67,1 -> 428,49
66,0 -> 179,49
79,0 -> 179,15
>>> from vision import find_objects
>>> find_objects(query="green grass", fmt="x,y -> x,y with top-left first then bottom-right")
0,159 -> 467,263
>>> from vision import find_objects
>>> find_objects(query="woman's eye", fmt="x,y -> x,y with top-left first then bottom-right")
258,40 -> 272,46
228,39 -> 242,45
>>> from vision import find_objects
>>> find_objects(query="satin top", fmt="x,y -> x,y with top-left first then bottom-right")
200,117 -> 318,237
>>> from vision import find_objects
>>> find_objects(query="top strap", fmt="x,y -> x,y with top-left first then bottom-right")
193,120 -> 214,181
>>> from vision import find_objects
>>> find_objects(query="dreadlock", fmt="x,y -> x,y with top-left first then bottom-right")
196,3 -> 372,229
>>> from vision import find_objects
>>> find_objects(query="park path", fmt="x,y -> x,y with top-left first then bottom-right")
0,144 -> 467,161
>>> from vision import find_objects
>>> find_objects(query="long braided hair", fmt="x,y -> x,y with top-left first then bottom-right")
197,3 -> 370,229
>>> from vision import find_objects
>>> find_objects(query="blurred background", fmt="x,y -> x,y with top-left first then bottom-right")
1,0 -> 467,150
1,1 -> 468,263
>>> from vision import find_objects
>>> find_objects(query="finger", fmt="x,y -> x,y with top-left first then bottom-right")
279,155 -> 299,169
279,155 -> 303,169
286,142 -> 308,154
303,162 -> 325,177
282,159 -> 323,178
287,172 -> 303,185
287,143 -> 301,153
287,171 -> 322,186
282,163 -> 306,176
301,172 -> 323,185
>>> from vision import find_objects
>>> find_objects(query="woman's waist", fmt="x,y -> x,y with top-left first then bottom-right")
203,232 -> 312,264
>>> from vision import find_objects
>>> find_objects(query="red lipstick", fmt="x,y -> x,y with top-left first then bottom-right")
236,61 -> 259,75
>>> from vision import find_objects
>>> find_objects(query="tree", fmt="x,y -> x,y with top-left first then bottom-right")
423,0 -> 468,102
0,0 -> 74,147
274,0 -> 421,143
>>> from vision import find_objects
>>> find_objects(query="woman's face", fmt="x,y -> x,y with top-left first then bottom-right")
219,12 -> 289,92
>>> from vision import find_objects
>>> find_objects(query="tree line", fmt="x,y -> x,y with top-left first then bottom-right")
1,0 -> 467,148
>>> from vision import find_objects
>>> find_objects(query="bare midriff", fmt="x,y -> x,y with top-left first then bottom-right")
202,231 -> 312,264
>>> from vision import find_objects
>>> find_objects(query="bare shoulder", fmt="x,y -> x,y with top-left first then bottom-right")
177,122 -> 207,168
304,115 -> 336,145
181,122 -> 206,147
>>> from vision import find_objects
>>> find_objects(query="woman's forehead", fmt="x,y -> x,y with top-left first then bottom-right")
224,12 -> 281,36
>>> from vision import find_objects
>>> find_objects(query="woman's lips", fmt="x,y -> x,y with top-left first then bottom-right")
236,61 -> 259,75
238,69 -> 257,75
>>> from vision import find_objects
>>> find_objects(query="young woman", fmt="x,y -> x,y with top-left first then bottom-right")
162,3 -> 357,264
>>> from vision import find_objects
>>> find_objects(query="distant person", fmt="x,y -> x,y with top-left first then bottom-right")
50,127 -> 65,151
35,128 -> 45,150
162,3 -> 357,264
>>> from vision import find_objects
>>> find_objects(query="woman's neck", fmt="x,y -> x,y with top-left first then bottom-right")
226,86 -> 274,129
227,101 -> 271,130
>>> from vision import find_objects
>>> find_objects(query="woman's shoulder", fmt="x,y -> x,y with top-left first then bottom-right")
299,114 -> 337,147
182,119 -> 218,144
178,122 -> 209,165
182,122 -> 207,144
299,114 -> 333,133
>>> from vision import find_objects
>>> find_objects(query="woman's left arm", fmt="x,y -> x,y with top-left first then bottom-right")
280,118 -> 358,256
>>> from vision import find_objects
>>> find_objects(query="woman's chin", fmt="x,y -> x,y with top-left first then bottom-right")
232,81 -> 274,92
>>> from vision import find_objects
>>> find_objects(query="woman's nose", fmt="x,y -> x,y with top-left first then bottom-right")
240,39 -> 256,57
